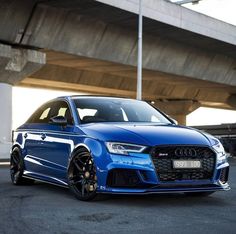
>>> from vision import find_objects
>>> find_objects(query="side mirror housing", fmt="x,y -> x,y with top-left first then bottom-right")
49,116 -> 67,127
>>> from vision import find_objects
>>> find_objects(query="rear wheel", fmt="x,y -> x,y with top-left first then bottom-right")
185,191 -> 215,197
68,148 -> 97,201
10,147 -> 34,185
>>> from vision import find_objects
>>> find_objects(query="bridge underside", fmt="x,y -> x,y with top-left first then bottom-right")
1,0 -> 236,158
20,50 -> 236,112
0,0 -> 236,127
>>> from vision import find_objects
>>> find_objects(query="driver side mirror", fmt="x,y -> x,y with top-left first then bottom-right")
49,116 -> 68,127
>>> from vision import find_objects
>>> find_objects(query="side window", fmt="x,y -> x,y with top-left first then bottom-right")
27,100 -> 74,125
27,103 -> 54,124
53,101 -> 74,125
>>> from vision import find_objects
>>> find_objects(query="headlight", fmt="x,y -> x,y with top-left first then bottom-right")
212,142 -> 226,163
106,142 -> 147,155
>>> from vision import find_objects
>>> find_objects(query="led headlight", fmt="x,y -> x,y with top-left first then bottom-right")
106,142 -> 147,155
212,142 -> 227,163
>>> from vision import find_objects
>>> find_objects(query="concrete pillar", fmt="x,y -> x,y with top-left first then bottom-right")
153,100 -> 200,125
0,83 -> 12,159
0,44 -> 45,159
170,115 -> 186,126
227,94 -> 236,108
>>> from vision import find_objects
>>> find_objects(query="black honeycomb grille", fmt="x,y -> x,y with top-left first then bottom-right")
151,146 -> 216,182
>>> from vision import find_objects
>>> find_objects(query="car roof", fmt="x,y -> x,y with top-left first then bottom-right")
58,95 -> 141,102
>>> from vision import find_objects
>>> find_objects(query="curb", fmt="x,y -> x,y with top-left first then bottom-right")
0,158 -> 10,168
0,162 -> 9,168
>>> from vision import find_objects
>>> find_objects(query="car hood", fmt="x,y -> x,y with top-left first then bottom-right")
80,123 -> 214,146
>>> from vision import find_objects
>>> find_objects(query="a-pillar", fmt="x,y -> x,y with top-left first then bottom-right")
154,100 -> 200,125
0,83 -> 12,159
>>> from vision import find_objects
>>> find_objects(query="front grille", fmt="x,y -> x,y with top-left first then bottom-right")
151,146 -> 216,182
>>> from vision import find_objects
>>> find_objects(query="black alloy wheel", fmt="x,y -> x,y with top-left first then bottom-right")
68,148 -> 97,201
10,147 -> 34,185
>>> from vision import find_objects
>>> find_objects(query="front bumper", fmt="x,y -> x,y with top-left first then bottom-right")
96,152 -> 230,194
99,183 -> 230,195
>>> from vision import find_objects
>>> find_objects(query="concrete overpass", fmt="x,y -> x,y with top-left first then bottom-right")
1,0 -> 236,158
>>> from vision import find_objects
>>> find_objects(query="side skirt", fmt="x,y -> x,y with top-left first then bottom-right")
23,171 -> 69,188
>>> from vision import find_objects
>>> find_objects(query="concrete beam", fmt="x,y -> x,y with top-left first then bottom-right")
23,51 -> 235,107
17,3 -> 236,87
97,0 -> 236,46
0,0 -> 38,43
0,43 -> 46,84
20,77 -> 138,98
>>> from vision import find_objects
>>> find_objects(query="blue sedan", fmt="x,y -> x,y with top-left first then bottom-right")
10,96 -> 230,201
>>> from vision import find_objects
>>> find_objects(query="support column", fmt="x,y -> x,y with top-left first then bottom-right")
0,43 -> 45,159
0,83 -> 12,159
170,114 -> 187,126
227,94 -> 236,108
153,100 -> 200,125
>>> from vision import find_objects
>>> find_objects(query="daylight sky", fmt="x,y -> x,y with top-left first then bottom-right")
12,0 -> 236,129
184,0 -> 236,26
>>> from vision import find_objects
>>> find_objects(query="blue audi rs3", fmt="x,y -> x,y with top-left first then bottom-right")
11,96 -> 230,201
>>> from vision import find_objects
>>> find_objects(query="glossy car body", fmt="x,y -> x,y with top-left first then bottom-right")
11,96 -> 230,199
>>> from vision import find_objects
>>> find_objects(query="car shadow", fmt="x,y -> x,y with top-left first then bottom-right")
33,181 -> 72,196
32,181 -> 232,207
97,192 -> 232,207
2,175 -> 232,208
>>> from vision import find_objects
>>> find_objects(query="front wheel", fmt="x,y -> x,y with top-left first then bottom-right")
67,148 -> 97,201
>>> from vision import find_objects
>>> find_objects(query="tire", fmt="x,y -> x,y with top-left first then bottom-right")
10,147 -> 34,185
185,191 -> 215,197
67,148 -> 97,201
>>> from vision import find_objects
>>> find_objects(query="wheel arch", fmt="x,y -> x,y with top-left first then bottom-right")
68,143 -> 91,169
11,144 -> 23,155
70,138 -> 104,159
73,143 -> 91,153
68,138 -> 104,167
68,138 -> 106,175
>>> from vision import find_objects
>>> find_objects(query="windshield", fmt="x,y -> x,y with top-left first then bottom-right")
73,97 -> 171,124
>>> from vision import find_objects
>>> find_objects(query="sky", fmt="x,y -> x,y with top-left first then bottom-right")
12,0 -> 236,129
12,87 -> 80,129
184,0 -> 236,26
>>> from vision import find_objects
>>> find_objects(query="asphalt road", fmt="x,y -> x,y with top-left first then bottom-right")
0,160 -> 236,234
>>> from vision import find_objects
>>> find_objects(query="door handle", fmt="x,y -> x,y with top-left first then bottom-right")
24,133 -> 28,139
41,133 -> 46,140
